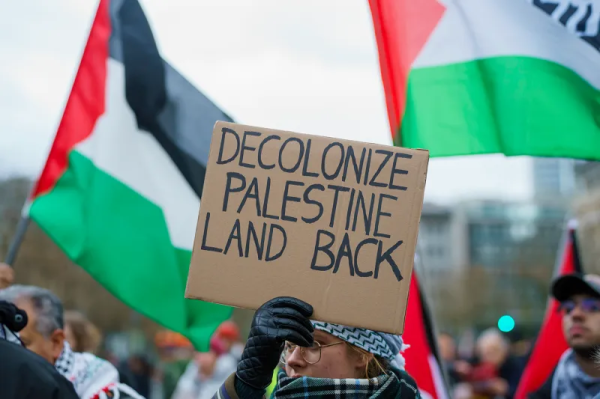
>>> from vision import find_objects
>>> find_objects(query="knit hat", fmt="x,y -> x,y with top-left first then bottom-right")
311,321 -> 407,370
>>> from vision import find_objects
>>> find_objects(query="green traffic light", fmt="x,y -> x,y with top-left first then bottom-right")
498,315 -> 515,332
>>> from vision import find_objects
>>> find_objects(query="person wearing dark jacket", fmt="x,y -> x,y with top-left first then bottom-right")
211,297 -> 421,399
0,300 -> 79,399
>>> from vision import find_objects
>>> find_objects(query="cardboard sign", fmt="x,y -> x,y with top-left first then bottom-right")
186,121 -> 429,334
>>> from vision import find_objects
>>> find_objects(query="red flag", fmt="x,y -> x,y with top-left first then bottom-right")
403,270 -> 450,399
515,223 -> 582,398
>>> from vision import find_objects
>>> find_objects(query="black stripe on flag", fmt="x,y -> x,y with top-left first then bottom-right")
571,227 -> 583,273
108,0 -> 234,198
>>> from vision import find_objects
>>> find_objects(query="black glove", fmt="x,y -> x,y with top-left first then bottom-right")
236,297 -> 314,390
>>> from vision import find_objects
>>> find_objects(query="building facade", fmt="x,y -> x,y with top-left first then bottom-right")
417,198 -> 567,330
533,157 -> 576,199
575,161 -> 600,192
574,161 -> 600,274
417,203 -> 453,271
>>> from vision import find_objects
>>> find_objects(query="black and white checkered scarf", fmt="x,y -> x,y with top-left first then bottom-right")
311,322 -> 407,370
55,341 -> 147,399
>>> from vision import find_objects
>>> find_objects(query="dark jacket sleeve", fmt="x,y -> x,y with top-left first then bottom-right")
527,368 -> 555,399
211,373 -> 239,399
212,373 -> 266,399
0,340 -> 79,399
397,369 -> 422,399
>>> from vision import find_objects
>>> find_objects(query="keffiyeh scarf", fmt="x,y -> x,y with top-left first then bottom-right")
311,322 -> 407,370
0,323 -> 22,345
55,341 -> 125,399
552,349 -> 600,399
272,368 -> 416,399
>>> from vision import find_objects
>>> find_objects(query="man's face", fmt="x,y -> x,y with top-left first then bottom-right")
15,297 -> 64,364
476,335 -> 507,367
561,294 -> 600,354
437,334 -> 456,362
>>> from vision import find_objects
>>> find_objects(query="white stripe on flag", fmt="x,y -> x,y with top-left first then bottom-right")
76,59 -> 200,250
413,0 -> 600,90
428,354 -> 449,399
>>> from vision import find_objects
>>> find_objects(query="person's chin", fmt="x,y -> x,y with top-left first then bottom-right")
571,341 -> 599,358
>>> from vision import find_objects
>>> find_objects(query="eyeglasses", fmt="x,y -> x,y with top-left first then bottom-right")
558,298 -> 600,314
280,341 -> 345,365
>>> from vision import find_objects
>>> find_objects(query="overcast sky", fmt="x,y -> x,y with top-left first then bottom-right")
0,0 -> 533,204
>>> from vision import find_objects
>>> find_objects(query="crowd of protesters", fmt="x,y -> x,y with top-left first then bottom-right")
3,259 -> 600,399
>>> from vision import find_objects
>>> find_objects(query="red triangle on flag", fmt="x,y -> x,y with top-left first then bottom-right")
368,0 -> 445,141
515,223 -> 582,398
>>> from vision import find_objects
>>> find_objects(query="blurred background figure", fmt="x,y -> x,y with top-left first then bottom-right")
504,327 -> 533,371
171,320 -> 240,399
64,310 -> 102,354
213,320 -> 243,360
119,353 -> 154,398
439,332 -> 461,386
154,330 -> 194,399
437,331 -> 472,388
468,328 -> 522,399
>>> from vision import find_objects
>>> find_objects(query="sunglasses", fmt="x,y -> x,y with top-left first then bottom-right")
558,298 -> 600,314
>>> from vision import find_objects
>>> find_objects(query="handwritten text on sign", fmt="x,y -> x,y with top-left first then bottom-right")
186,121 -> 428,334
201,126 -> 412,280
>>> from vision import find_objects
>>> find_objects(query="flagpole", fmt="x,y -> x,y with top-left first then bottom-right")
3,181 -> 35,267
4,215 -> 30,266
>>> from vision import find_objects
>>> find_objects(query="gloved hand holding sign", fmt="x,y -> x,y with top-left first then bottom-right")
236,297 -> 314,390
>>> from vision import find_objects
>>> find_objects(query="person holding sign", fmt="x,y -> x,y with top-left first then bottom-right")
210,297 -> 421,399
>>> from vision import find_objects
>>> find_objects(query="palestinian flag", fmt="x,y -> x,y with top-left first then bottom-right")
515,221 -> 583,398
369,0 -> 600,160
403,268 -> 449,399
27,0 -> 232,350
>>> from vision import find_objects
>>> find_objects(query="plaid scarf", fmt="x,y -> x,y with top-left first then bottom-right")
271,368 -> 418,399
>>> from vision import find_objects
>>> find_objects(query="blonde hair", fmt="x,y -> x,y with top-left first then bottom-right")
64,310 -> 102,354
347,344 -> 390,379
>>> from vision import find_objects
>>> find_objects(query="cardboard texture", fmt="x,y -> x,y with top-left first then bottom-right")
186,121 -> 429,334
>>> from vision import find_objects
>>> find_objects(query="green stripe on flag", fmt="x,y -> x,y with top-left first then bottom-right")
29,150 -> 232,350
402,56 -> 600,159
